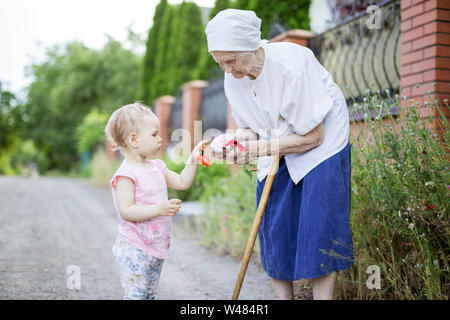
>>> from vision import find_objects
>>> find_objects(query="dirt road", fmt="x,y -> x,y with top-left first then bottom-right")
0,175 -> 274,300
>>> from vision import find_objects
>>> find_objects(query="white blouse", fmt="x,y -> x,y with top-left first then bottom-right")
224,41 -> 350,184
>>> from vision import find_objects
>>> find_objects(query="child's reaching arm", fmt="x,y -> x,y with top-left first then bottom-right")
115,176 -> 181,222
165,140 -> 210,190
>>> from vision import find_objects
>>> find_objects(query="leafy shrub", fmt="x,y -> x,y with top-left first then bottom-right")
335,87 -> 449,299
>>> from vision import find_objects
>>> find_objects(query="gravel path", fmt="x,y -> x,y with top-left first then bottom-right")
0,175 -> 274,300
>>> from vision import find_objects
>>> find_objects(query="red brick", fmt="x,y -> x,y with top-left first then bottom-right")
411,82 -> 436,96
401,64 -> 412,76
412,34 -> 437,50
437,0 -> 450,10
437,8 -> 450,20
402,49 -> 424,64
402,26 -> 424,42
401,42 -> 413,54
401,86 -> 412,97
435,57 -> 450,69
411,81 -> 450,96
401,73 -> 424,86
436,33 -> 450,46
401,0 -> 413,10
435,81 -> 450,93
424,0 -> 438,11
412,0 -> 427,5
401,19 -> 413,32
411,58 -> 436,73
423,45 -> 450,58
402,3 -> 425,20
418,106 -> 436,118
424,69 -> 450,82
423,21 -> 437,35
412,10 -> 437,28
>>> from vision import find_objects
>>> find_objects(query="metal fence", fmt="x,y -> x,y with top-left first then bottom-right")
308,0 -> 401,120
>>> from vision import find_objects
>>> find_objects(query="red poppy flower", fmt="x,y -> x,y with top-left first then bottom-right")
225,140 -> 245,152
197,154 -> 211,167
401,242 -> 410,247
422,150 -> 427,155
424,201 -> 434,211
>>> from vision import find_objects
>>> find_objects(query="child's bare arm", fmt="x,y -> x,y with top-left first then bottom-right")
115,177 -> 181,222
165,140 -> 210,190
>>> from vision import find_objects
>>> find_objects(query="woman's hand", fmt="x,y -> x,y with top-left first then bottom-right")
211,140 -> 256,165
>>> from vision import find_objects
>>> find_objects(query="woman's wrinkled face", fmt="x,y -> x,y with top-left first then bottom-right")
211,51 -> 253,79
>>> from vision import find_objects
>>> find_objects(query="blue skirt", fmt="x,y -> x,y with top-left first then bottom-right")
256,141 -> 354,281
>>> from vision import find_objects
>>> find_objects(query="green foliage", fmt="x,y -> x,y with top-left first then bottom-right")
196,170 -> 260,260
140,0 -> 170,104
151,5 -> 176,99
23,39 -> 141,173
76,108 -> 109,154
87,148 -> 121,188
337,87 -> 449,299
241,0 -> 312,38
142,1 -> 207,96
172,1 -> 207,89
194,0 -> 232,80
163,156 -> 230,202
0,82 -> 23,151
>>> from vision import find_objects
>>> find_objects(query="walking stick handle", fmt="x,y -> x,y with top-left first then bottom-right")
232,155 -> 280,300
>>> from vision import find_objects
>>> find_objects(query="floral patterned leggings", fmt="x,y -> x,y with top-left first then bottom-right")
112,235 -> 164,300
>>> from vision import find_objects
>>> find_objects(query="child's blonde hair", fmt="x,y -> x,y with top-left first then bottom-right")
105,102 -> 155,155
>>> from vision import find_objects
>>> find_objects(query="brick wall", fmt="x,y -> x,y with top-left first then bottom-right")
400,0 -> 450,134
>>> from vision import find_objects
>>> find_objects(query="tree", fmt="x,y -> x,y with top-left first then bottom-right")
172,1 -> 206,89
151,5 -> 176,100
23,39 -> 141,172
76,108 -> 109,154
0,82 -> 23,151
140,0 -> 170,105
194,0 -> 232,80
245,0 -> 311,38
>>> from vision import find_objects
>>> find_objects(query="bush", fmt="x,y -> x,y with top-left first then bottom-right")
195,169 -> 260,262
163,155 -> 230,201
87,149 -> 121,188
335,87 -> 449,299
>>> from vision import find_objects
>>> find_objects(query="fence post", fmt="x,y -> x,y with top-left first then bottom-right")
154,95 -> 175,153
182,80 -> 208,153
400,0 -> 450,140
269,29 -> 316,47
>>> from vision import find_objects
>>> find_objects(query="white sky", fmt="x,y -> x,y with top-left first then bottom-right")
0,0 -> 330,98
0,0 -> 215,97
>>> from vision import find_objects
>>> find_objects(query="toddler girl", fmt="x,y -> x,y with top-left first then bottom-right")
104,102 -> 209,300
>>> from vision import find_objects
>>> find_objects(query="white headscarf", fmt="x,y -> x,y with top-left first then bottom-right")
205,9 -> 268,52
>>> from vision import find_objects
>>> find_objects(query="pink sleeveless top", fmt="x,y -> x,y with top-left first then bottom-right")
110,159 -> 171,259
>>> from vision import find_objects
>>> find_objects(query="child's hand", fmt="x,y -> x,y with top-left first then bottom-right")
159,199 -> 182,216
192,140 -> 210,164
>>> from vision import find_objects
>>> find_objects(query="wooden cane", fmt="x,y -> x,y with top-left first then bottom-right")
231,155 -> 280,300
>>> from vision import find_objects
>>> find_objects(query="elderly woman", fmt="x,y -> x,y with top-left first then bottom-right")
205,9 -> 354,300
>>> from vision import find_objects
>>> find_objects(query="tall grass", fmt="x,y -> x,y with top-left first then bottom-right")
335,85 -> 449,299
